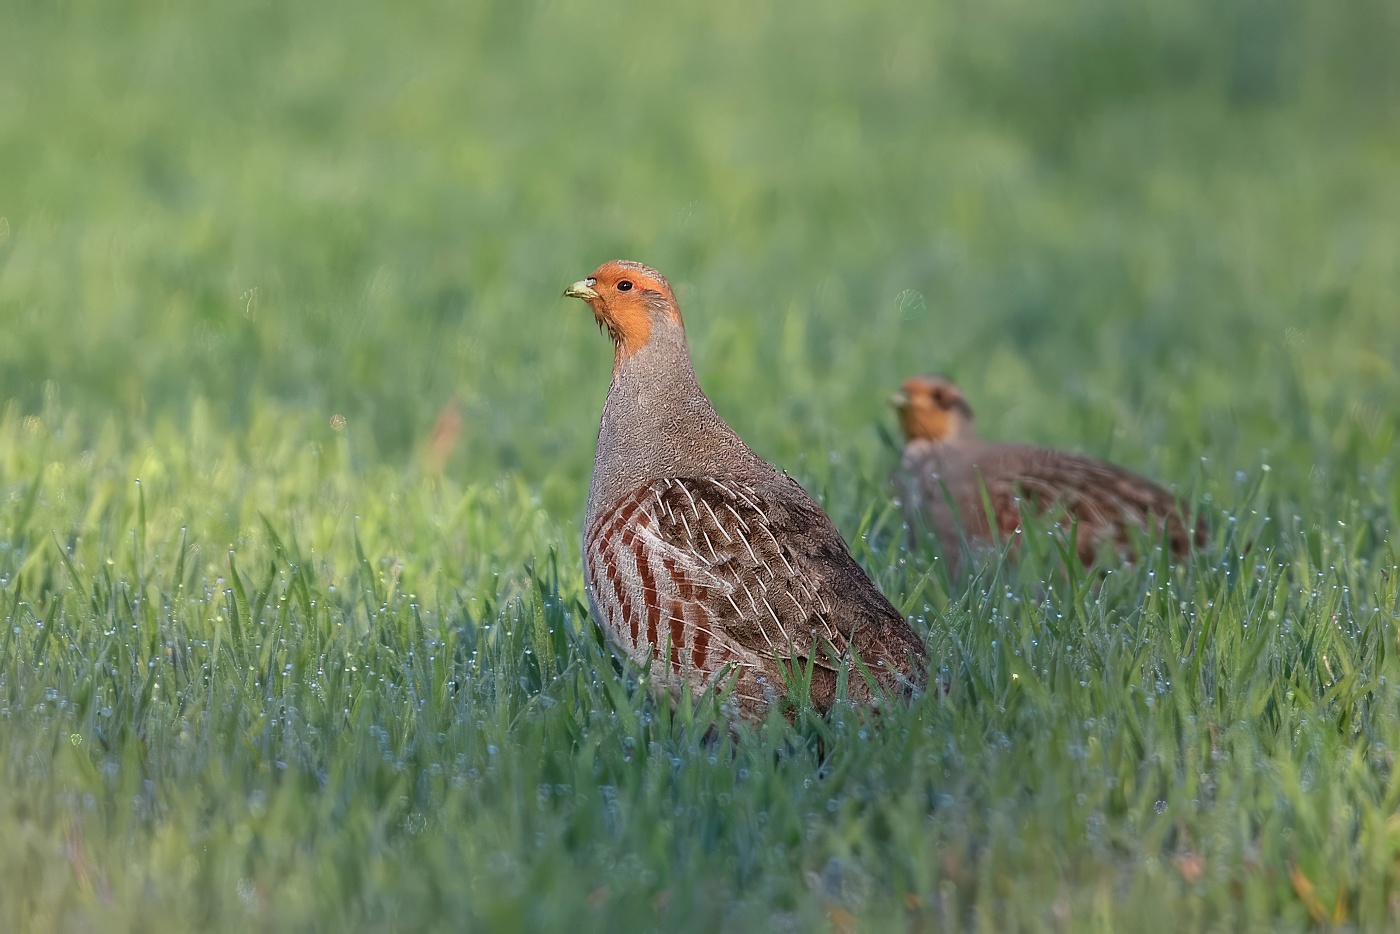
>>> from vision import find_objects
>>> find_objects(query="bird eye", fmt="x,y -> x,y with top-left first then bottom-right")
616,280 -> 633,292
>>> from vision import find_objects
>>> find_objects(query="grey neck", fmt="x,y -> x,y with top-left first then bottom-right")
588,316 -> 767,507
948,419 -> 979,443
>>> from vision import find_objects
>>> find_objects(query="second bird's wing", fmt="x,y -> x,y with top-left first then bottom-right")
980,445 -> 1205,558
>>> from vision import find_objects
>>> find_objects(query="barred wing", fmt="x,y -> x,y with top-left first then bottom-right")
585,475 -> 922,711
586,476 -> 839,676
983,446 -> 1207,560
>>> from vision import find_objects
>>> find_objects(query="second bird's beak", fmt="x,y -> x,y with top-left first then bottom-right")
563,279 -> 600,302
888,389 -> 910,409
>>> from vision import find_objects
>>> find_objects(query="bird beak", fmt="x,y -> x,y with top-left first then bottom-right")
563,278 -> 600,302
888,390 -> 910,409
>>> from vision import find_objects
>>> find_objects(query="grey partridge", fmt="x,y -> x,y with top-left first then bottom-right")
890,374 -> 1206,574
565,260 -> 925,721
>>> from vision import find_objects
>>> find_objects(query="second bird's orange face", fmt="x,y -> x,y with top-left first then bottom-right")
891,375 -> 975,442
564,260 -> 679,361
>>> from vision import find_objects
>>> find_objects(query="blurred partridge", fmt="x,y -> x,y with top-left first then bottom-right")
565,261 -> 925,721
890,375 -> 1206,573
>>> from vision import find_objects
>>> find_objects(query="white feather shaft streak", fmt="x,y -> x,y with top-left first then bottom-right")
699,498 -> 732,542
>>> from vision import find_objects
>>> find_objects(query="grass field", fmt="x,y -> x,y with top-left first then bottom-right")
3,0 -> 1400,929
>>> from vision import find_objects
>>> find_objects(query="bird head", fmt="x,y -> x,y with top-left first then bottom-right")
564,260 -> 682,368
889,375 -> 976,443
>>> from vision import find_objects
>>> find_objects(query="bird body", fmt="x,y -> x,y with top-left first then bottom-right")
891,375 -> 1205,573
567,261 -> 924,720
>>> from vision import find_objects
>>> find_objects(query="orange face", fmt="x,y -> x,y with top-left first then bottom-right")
890,375 -> 975,442
564,260 -> 679,361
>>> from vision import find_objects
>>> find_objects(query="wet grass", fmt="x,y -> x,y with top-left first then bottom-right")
3,0 -> 1400,929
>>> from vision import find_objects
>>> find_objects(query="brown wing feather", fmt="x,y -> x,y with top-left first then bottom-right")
586,475 -> 925,716
758,475 -> 927,674
981,445 -> 1206,560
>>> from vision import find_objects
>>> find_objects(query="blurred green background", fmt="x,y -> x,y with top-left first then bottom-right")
4,0 -> 1400,929
4,0 -> 1398,514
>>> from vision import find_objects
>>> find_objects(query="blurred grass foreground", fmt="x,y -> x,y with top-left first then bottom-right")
3,0 -> 1400,929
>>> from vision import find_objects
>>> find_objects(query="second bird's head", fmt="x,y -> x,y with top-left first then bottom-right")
890,375 -> 976,443
564,260 -> 682,366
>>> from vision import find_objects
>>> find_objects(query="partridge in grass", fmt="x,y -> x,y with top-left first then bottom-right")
890,375 -> 1207,574
565,261 -> 925,721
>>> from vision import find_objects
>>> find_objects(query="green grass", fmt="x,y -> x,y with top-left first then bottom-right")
3,0 -> 1400,928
